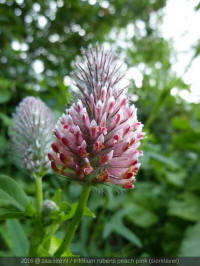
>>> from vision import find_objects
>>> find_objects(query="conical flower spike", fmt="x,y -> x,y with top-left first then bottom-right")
10,96 -> 55,174
49,45 -> 144,188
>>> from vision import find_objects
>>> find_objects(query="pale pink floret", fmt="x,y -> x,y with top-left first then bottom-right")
48,45 -> 144,188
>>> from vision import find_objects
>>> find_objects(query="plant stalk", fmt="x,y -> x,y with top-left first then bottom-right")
35,175 -> 43,217
54,184 -> 91,257
29,174 -> 43,257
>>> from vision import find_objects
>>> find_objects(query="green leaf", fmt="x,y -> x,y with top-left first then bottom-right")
148,151 -> 179,170
83,206 -> 96,218
116,222 -> 142,248
129,181 -> 162,210
172,116 -> 191,130
52,188 -> 62,206
180,223 -> 200,256
24,201 -> 35,217
60,203 -> 95,221
168,193 -> 200,221
0,112 -> 12,127
165,170 -> 186,187
0,209 -> 26,220
0,89 -> 11,103
195,2 -> 200,11
6,219 -> 29,256
0,175 -> 30,220
37,245 -> 51,257
103,210 -> 142,248
0,192 -> 23,211
0,200 -> 26,220
126,203 -> 158,228
59,201 -> 71,212
172,132 -> 200,152
0,175 -> 29,210
49,236 -> 77,257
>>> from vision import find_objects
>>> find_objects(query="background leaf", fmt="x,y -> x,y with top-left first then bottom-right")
168,193 -> 200,222
180,223 -> 200,256
6,219 -> 29,256
0,175 -> 29,209
0,175 -> 30,220
103,210 -> 142,248
126,203 -> 158,228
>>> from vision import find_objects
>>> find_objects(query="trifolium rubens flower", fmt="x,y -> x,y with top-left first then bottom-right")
10,96 -> 55,174
48,45 -> 144,189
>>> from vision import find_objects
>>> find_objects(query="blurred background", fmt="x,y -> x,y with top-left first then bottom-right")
0,0 -> 200,257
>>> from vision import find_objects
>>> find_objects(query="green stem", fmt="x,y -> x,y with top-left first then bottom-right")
54,184 -> 91,257
35,176 -> 43,216
29,174 -> 43,257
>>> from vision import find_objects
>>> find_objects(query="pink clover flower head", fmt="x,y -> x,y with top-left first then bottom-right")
49,45 -> 144,188
10,96 -> 55,174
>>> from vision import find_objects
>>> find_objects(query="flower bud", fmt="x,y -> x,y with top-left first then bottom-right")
10,96 -> 55,174
41,200 -> 59,225
42,200 -> 59,214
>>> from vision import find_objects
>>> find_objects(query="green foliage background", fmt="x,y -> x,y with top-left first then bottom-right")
0,0 -> 200,257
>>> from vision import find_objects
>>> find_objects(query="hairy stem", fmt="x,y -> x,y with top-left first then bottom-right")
29,174 -> 43,257
35,176 -> 43,216
54,184 -> 91,257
